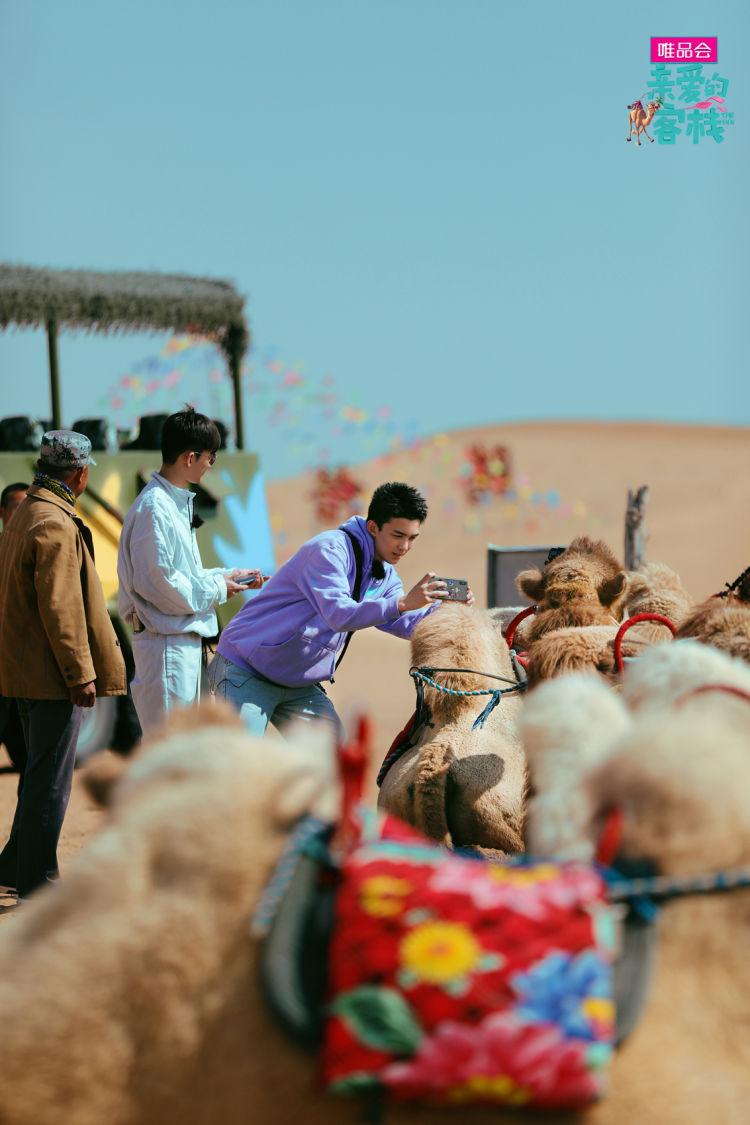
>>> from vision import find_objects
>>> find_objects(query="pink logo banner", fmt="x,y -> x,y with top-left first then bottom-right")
651,37 -> 717,63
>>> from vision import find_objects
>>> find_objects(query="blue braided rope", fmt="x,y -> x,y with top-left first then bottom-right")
606,867 -> 750,903
378,666 -> 526,787
410,668 -> 525,699
250,815 -> 330,938
411,667 -> 525,732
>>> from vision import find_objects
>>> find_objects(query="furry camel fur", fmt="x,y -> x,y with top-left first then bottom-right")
621,638 -> 750,714
523,624 -> 646,688
520,655 -> 750,1123
514,538 -> 633,687
624,562 -> 694,643
520,558 -> 693,688
377,605 -> 526,854
516,537 -> 629,644
676,569 -> 750,664
523,641 -> 750,860
0,706 -> 563,1125
3,669 -> 749,1123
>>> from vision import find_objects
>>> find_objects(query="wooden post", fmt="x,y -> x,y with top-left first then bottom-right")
46,318 -> 62,429
624,485 -> 649,570
230,354 -> 244,451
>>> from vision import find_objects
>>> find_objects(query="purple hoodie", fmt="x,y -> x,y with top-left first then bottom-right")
217,515 -> 437,687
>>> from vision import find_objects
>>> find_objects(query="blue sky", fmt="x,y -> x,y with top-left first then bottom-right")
1,0 -> 747,477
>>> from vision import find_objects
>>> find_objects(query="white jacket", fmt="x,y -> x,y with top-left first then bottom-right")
118,473 -> 227,637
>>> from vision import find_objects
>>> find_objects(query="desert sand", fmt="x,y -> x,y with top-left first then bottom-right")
1,419 -> 748,917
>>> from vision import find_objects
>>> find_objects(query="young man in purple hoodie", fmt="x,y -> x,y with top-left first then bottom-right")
210,481 -> 471,737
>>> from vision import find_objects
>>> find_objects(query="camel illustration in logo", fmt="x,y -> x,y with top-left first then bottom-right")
626,96 -> 663,144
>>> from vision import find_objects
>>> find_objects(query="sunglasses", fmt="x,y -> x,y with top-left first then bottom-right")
194,450 -> 218,466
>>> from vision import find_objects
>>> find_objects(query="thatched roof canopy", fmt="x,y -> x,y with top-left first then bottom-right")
0,262 -> 251,446
0,263 -> 249,364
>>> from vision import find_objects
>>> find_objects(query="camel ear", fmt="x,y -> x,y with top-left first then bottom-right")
599,571 -> 627,607
517,568 -> 546,603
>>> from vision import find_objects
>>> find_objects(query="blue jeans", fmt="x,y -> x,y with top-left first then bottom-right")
0,698 -> 82,898
208,653 -> 343,740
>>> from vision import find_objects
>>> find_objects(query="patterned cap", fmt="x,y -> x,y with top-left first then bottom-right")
40,430 -> 97,469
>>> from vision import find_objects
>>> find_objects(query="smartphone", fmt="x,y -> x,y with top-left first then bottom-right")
236,573 -> 270,586
435,577 -> 470,602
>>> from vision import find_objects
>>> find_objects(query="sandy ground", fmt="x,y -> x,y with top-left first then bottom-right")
1,419 -> 748,920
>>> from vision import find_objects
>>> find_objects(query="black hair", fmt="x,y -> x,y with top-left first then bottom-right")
1,482 -> 29,508
161,405 -> 220,465
367,481 -> 428,527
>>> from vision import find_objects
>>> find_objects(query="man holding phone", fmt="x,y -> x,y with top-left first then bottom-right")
210,481 -> 473,738
118,406 -> 264,736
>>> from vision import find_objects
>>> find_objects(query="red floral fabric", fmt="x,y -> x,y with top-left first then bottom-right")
321,818 -> 616,1109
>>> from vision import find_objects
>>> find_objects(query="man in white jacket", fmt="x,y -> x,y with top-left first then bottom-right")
118,406 -> 263,736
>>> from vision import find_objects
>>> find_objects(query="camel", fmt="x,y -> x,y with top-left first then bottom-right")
516,537 -> 629,644
523,640 -> 750,859
676,565 -> 750,664
622,637 -> 750,714
1,668 -> 749,1123
515,537 -> 633,687
520,651 -> 750,1124
377,604 -> 527,854
523,623 -> 644,688
624,561 -> 694,638
626,98 -> 662,145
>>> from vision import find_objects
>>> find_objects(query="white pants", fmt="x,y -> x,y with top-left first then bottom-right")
131,632 -> 203,738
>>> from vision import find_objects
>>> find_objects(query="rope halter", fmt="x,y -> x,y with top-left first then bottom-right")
410,665 -> 526,730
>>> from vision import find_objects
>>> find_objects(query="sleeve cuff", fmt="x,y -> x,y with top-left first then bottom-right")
384,593 -> 402,622
62,659 -> 96,686
215,574 -> 227,605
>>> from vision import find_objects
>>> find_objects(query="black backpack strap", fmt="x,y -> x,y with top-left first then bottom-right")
334,529 -> 365,672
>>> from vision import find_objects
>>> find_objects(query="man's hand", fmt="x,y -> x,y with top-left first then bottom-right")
69,681 -> 96,708
398,573 -> 448,613
466,587 -> 475,607
228,568 -> 266,591
224,576 -> 247,599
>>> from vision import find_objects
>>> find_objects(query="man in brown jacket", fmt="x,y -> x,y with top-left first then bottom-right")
0,430 -> 126,900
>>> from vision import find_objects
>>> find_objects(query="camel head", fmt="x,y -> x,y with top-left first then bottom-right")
516,537 -> 629,641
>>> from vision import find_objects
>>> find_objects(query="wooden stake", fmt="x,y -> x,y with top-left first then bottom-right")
625,486 -> 649,570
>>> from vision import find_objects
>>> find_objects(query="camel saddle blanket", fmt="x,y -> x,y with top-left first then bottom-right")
320,817 -> 616,1110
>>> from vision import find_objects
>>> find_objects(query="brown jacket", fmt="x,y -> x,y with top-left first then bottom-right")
0,486 -> 126,700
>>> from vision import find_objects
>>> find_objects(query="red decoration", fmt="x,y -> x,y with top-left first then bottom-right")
321,821 -> 615,1109
460,444 -> 513,506
311,467 -> 363,524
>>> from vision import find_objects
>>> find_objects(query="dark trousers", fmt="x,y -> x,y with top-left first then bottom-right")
0,699 -> 82,898
0,696 -> 28,794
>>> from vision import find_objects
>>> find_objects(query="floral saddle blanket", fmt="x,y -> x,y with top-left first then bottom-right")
256,814 -> 618,1112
